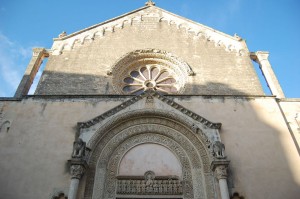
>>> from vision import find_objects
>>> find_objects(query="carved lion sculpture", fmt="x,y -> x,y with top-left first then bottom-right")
72,138 -> 86,159
213,141 -> 225,159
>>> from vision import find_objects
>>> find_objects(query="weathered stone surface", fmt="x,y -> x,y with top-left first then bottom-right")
0,96 -> 299,199
34,6 -> 263,96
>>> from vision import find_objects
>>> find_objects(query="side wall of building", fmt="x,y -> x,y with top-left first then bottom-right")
278,100 -> 300,162
0,97 -> 299,199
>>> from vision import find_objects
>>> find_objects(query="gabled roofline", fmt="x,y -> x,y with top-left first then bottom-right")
153,6 -> 241,41
54,5 -> 242,42
78,90 -> 222,129
54,6 -> 151,41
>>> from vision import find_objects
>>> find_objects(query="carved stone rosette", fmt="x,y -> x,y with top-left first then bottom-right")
110,49 -> 194,95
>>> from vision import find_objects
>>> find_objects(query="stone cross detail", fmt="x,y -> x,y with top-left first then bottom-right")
145,0 -> 155,6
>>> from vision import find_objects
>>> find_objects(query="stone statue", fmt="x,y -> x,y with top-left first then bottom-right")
191,123 -> 199,134
59,31 -> 67,38
213,141 -> 225,158
72,138 -> 86,159
145,0 -> 155,6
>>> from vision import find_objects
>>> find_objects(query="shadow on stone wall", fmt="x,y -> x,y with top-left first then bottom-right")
0,72 -> 299,199
30,71 -> 264,96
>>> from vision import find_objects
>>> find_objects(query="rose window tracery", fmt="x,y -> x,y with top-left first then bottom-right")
122,64 -> 178,95
111,49 -> 194,95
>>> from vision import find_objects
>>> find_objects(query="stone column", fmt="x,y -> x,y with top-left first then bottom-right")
68,161 -> 87,199
14,48 -> 49,98
250,51 -> 285,98
211,160 -> 230,199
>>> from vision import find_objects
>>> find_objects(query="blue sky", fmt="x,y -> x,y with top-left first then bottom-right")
0,0 -> 299,97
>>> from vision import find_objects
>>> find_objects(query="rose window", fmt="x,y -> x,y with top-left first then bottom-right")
122,65 -> 178,95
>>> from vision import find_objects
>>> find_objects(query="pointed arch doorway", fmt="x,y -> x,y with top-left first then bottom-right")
82,109 -> 218,199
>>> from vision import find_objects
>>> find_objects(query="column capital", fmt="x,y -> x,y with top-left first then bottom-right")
32,48 -> 49,57
215,165 -> 228,180
69,159 -> 88,179
70,164 -> 85,179
250,51 -> 269,63
211,160 -> 230,180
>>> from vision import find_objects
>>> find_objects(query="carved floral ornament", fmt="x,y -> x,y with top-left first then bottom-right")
110,49 -> 194,95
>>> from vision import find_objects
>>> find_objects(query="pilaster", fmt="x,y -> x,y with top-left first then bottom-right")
14,48 -> 49,98
250,51 -> 285,98
211,160 -> 230,199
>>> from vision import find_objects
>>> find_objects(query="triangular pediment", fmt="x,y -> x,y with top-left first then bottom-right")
52,5 -> 245,55
78,90 -> 221,130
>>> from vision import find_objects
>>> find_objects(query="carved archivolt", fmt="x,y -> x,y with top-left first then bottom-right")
104,134 -> 195,199
88,110 -> 213,168
83,110 -> 218,199
110,49 -> 194,95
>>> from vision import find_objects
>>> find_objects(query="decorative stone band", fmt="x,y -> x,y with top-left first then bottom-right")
210,160 -> 230,180
116,175 -> 182,195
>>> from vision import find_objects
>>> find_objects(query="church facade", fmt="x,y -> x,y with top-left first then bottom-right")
0,2 -> 300,199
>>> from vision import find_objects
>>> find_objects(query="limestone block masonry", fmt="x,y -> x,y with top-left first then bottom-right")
33,6 -> 264,96
1,3 -> 299,199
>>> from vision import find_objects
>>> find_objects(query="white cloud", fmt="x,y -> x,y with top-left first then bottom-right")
180,3 -> 190,17
206,0 -> 242,29
0,33 -> 32,96
228,0 -> 241,14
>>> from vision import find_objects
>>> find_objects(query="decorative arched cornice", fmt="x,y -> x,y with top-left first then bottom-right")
110,49 -> 194,76
78,90 -> 222,129
51,6 -> 246,55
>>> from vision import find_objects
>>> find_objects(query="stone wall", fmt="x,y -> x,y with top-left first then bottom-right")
35,15 -> 263,95
0,96 -> 299,199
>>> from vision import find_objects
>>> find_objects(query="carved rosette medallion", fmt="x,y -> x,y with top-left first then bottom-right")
70,165 -> 85,179
122,64 -> 178,94
111,49 -> 194,95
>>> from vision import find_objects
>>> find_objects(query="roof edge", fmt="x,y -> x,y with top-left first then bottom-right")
54,6 -> 151,41
54,5 -> 243,42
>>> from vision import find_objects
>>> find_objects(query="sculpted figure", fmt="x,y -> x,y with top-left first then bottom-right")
59,31 -> 67,38
213,141 -> 225,158
72,138 -> 86,159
